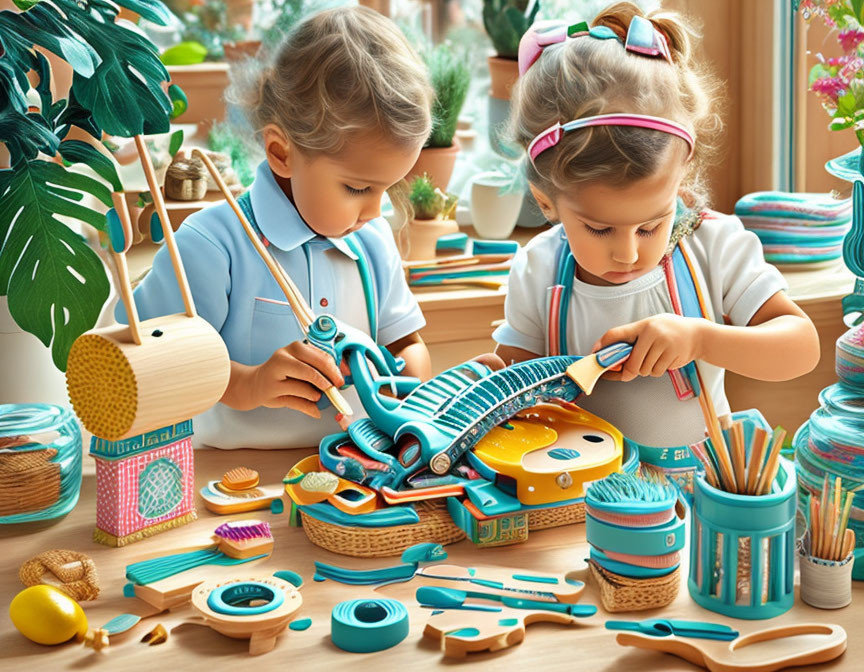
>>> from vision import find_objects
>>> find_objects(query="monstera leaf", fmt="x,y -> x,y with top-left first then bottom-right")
64,1 -> 173,137
0,160 -> 112,370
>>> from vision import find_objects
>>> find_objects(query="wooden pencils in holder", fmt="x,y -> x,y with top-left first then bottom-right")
807,478 -> 860,562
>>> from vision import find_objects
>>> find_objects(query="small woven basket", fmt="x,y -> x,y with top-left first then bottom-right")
0,448 -> 61,517
527,501 -> 585,529
301,499 -> 589,557
301,499 -> 466,558
589,559 -> 680,612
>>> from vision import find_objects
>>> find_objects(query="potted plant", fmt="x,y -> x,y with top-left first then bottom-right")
403,174 -> 459,261
409,44 -> 471,192
483,0 -> 539,101
470,163 -> 526,240
0,0 -> 180,382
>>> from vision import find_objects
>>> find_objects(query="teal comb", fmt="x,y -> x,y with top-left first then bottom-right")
126,548 -> 268,585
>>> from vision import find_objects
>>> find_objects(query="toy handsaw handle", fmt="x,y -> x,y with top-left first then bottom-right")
190,149 -> 351,416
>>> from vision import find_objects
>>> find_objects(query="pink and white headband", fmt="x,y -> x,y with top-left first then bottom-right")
519,17 -> 694,166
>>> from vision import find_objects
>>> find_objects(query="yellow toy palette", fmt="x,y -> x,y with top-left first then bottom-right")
468,402 -> 624,505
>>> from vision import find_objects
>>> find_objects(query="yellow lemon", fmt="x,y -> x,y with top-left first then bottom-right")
9,585 -> 88,645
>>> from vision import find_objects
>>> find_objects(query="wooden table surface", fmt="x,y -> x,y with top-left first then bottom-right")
1,446 -> 861,672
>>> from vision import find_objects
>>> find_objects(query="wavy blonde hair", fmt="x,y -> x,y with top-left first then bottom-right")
227,5 -> 433,220
510,2 -> 723,211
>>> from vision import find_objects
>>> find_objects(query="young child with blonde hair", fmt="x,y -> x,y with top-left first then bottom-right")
121,6 -> 434,448
494,2 -> 819,478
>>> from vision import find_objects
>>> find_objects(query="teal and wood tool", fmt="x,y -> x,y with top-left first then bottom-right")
414,564 -> 585,602
606,619 -> 738,640
416,586 -> 597,617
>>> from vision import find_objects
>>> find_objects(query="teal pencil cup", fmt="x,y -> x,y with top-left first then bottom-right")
688,457 -> 796,620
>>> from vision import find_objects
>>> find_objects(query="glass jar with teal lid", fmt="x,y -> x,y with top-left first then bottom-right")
0,404 -> 82,523
794,384 -> 864,577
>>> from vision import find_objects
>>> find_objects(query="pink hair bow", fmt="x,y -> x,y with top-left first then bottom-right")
517,15 -> 671,76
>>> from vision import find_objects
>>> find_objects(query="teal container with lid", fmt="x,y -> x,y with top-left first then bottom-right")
0,404 -> 82,523
688,458 -> 796,620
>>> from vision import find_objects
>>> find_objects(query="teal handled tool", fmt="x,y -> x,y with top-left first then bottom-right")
331,598 -> 410,653
605,619 -> 739,641
416,586 -> 597,617
414,564 -> 586,602
313,542 -> 447,585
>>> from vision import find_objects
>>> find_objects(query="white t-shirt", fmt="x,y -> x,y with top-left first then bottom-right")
493,212 -> 788,448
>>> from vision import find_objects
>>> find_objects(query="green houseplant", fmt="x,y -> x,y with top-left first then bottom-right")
483,0 -> 539,100
0,0 -> 179,371
409,44 -> 471,192
404,174 -> 458,261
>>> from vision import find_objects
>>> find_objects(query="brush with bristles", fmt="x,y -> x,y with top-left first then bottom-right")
126,520 -> 273,585
586,472 -> 678,527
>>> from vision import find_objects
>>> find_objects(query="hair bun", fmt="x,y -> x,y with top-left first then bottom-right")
591,1 -> 694,65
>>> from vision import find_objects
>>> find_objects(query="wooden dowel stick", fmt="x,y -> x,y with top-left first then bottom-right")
695,366 -> 736,493
730,421 -> 746,493
134,135 -> 196,318
109,192 -> 142,345
746,428 -> 768,495
756,427 -> 786,496
190,149 -> 351,417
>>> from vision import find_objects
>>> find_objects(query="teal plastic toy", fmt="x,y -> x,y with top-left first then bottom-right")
313,543 -> 447,585
330,599 -> 409,653
605,619 -> 738,641
688,458 -> 796,620
416,586 -> 597,617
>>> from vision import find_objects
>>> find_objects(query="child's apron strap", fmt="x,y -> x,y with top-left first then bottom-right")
547,229 -> 576,356
547,227 -> 713,401
342,233 -> 378,341
662,238 -> 713,401
236,191 -> 378,340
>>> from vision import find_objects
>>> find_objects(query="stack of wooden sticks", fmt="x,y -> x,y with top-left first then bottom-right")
688,367 -> 785,495
807,476 -> 860,562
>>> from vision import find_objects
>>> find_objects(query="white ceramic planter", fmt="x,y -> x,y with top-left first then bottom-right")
470,172 -> 525,240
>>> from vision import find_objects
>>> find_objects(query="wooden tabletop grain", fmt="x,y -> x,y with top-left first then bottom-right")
1,444 -> 861,671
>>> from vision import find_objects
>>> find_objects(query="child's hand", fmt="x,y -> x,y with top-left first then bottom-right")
250,341 -> 345,416
592,315 -> 705,382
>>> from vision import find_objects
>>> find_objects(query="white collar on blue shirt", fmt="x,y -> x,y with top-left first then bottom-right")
248,161 -> 358,260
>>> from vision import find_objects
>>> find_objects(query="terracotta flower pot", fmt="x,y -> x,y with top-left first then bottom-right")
166,63 -> 230,135
404,218 -> 459,261
470,171 -> 525,240
223,40 -> 261,61
408,137 -> 461,192
488,55 -> 520,101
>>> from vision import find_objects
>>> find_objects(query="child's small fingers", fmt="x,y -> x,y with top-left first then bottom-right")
640,342 -> 666,377
597,322 -> 640,350
275,396 -> 322,418
277,379 -> 323,402
650,351 -> 679,377
287,342 -> 344,387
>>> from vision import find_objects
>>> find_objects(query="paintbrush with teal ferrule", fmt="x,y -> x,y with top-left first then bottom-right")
605,619 -> 739,640
416,586 -> 597,617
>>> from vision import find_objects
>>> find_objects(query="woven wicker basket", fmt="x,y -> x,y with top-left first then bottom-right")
0,448 -> 60,517
301,499 -> 589,557
589,559 -> 680,612
527,501 -> 585,529
301,499 -> 466,558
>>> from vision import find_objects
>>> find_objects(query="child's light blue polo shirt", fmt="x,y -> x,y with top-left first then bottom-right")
117,161 -> 425,449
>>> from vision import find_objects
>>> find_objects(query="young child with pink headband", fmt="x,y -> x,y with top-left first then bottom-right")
493,2 -> 820,479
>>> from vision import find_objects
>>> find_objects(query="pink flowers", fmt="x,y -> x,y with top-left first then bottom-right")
801,1 -> 864,126
812,75 -> 847,104
839,28 -> 864,52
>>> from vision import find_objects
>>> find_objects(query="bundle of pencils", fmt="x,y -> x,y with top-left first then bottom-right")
404,253 -> 513,289
690,420 -> 786,496
687,365 -> 785,495
807,476 -> 861,561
